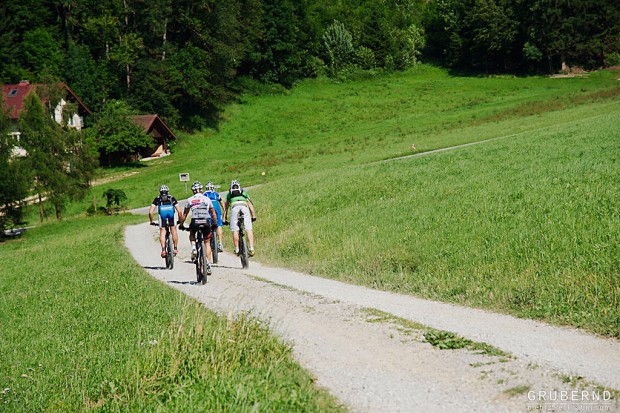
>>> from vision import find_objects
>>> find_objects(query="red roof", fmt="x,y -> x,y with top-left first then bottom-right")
1,81 -> 91,119
130,114 -> 176,140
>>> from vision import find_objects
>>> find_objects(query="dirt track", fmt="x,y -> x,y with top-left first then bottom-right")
125,222 -> 620,412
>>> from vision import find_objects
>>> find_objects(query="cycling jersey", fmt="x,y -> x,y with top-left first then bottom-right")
152,195 -> 178,225
226,190 -> 250,205
204,191 -> 223,226
185,193 -> 213,222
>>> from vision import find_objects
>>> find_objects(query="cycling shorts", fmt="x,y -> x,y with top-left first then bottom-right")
230,205 -> 252,232
189,218 -> 211,239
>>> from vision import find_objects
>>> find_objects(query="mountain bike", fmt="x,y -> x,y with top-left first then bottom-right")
237,210 -> 250,269
180,223 -> 211,284
151,222 -> 174,269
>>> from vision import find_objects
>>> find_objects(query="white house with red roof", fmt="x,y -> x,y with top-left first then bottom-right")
2,81 -> 92,128
2,81 -> 92,156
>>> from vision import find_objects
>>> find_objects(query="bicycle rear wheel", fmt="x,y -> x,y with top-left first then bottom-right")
195,240 -> 204,284
239,232 -> 249,269
210,230 -> 218,264
165,231 -> 174,269
199,241 -> 208,284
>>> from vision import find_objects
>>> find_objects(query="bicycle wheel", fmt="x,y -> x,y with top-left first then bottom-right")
210,230 -> 218,264
165,230 -> 174,269
195,239 -> 204,284
239,232 -> 249,269
199,241 -> 208,284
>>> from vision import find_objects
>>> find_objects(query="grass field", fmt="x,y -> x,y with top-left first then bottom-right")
3,64 -> 619,410
76,65 -> 620,211
0,216 -> 345,412
252,105 -> 620,337
71,65 -> 620,336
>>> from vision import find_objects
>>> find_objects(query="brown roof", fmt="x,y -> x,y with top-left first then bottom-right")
130,114 -> 176,140
1,81 -> 92,119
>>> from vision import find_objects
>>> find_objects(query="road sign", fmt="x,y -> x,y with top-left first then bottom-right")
179,173 -> 190,182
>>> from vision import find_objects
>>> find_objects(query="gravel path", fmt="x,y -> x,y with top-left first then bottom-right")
125,222 -> 620,412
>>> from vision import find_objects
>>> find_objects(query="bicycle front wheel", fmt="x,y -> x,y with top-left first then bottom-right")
166,232 -> 174,269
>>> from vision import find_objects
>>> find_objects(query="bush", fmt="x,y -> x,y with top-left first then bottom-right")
102,188 -> 127,214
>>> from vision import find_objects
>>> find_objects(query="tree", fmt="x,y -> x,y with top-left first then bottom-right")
20,27 -> 65,80
85,99 -> 152,165
0,97 -> 31,232
323,20 -> 354,76
20,91 -> 69,221
19,87 -> 97,221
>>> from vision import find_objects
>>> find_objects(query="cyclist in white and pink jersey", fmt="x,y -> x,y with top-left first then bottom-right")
178,181 -> 217,267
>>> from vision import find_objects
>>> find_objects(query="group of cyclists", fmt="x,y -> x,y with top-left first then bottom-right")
148,179 -> 256,274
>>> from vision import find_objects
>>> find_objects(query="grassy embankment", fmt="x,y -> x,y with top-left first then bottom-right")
82,65 -> 619,337
0,216 -> 345,412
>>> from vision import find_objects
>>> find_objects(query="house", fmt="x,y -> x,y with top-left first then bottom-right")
2,81 -> 91,129
2,81 -> 92,156
130,114 -> 176,159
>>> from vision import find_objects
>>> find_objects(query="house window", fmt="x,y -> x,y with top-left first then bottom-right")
8,89 -> 18,97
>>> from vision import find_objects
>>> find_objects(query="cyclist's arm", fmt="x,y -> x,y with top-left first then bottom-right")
247,199 -> 256,219
174,204 -> 184,222
179,206 -> 190,225
223,200 -> 230,222
210,206 -> 217,224
148,205 -> 156,223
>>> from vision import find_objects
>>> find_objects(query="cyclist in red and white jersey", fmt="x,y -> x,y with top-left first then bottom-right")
178,181 -> 217,267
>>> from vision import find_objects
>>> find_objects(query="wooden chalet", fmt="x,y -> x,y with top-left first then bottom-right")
130,114 -> 176,159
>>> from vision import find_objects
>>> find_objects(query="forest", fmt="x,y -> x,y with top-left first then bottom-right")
1,0 -> 618,129
0,0 -> 619,229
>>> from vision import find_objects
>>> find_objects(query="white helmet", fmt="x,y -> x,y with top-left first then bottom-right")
230,180 -> 241,192
191,181 -> 203,193
205,181 -> 215,192
159,184 -> 169,194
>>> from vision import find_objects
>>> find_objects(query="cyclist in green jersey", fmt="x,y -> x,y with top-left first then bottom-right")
223,180 -> 256,256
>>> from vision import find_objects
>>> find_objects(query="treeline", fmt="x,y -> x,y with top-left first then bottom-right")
1,0 -> 618,129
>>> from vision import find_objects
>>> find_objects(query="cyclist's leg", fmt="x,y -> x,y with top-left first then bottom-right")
242,206 -> 255,252
216,210 -> 224,251
230,206 -> 241,253
189,220 -> 198,258
157,216 -> 166,249
170,219 -> 179,251
205,230 -> 213,263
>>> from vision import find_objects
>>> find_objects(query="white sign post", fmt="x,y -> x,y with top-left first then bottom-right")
179,173 -> 190,193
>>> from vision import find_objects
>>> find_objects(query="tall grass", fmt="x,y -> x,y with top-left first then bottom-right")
0,215 -> 345,412
251,107 -> 620,337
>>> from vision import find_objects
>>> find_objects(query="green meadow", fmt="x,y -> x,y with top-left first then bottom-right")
0,215 -> 345,412
85,65 -> 619,336
2,65 -> 619,410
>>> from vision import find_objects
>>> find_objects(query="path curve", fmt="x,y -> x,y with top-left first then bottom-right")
125,222 -> 619,412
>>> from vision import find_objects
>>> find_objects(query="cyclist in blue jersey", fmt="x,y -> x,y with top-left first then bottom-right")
149,185 -> 184,258
204,181 -> 225,253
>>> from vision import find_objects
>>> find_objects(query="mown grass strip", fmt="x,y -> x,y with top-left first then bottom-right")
0,215 -> 346,412
252,106 -> 620,337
